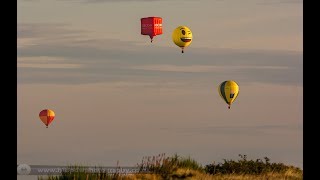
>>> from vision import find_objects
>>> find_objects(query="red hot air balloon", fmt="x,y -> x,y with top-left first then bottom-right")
39,109 -> 55,128
141,17 -> 163,43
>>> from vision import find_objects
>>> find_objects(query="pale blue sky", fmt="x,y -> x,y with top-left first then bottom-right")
17,0 -> 302,179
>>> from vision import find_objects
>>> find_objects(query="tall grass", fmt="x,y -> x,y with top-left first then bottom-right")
38,154 -> 302,180
136,153 -> 203,179
38,165 -> 123,180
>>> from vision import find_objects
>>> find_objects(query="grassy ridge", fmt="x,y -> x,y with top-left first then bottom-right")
38,154 -> 302,180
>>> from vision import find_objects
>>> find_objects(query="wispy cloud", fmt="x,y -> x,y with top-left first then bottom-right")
131,65 -> 290,73
17,23 -> 96,49
161,124 -> 302,135
17,22 -> 302,86
17,23 -> 87,39
55,0 -> 188,3
258,0 -> 303,5
53,0 -> 302,3
18,56 -> 68,63
17,56 -> 83,69
18,63 -> 82,69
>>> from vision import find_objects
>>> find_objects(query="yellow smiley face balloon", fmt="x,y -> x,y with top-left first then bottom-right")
172,26 -> 193,53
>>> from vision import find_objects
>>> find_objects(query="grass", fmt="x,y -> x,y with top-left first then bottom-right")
38,154 -> 302,180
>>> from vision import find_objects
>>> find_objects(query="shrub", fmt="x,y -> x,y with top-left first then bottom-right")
204,154 -> 302,175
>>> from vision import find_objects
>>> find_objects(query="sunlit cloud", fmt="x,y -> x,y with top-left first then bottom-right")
17,22 -> 302,86
258,0 -> 303,5
17,56 -> 83,69
17,23 -> 103,49
17,38 -> 39,48
18,63 -> 82,69
161,124 -> 302,135
52,0 -> 302,3
93,81 -> 188,89
17,22 -> 140,54
131,65 -> 290,73
18,56 -> 67,62
55,0 -> 188,2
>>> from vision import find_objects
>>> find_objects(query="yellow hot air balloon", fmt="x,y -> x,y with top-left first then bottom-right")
39,109 -> 55,128
218,80 -> 239,109
172,26 -> 192,53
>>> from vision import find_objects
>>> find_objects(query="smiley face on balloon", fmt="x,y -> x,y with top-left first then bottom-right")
172,26 -> 193,53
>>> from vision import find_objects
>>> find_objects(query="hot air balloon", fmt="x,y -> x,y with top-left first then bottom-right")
39,109 -> 55,128
141,17 -> 163,43
218,80 -> 239,109
172,26 -> 192,53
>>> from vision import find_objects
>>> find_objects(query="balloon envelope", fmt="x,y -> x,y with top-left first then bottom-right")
39,109 -> 55,128
172,26 -> 193,53
141,17 -> 163,43
218,80 -> 239,109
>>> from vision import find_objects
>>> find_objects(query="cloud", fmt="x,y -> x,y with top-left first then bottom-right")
17,22 -> 302,86
161,124 -> 302,136
131,65 -> 290,73
258,0 -> 303,5
56,0 -> 186,2
53,0 -> 302,3
17,56 -> 83,69
17,23 -> 86,38
18,63 -> 82,69
17,23 -> 141,57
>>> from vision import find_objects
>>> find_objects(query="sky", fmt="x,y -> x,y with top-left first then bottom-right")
17,0 -> 303,179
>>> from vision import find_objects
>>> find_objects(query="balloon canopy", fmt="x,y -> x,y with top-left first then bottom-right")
218,80 -> 239,109
39,109 -> 55,128
141,17 -> 163,43
172,26 -> 193,53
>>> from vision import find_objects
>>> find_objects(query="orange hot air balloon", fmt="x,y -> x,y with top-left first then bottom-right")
39,109 -> 55,128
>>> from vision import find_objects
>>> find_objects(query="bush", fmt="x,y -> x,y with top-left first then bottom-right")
204,154 -> 302,175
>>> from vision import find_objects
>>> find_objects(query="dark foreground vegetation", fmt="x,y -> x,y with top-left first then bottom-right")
38,154 -> 302,180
